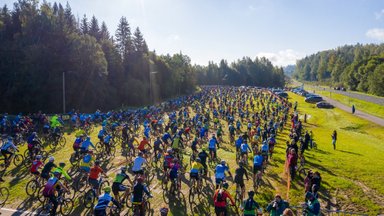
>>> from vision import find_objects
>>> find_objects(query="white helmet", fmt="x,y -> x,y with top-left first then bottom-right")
49,156 -> 55,162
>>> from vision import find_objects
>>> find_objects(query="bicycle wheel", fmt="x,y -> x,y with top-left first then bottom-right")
69,153 -> 78,166
95,142 -> 104,154
144,200 -> 151,215
13,154 -> 24,166
124,191 -> 133,208
76,177 -> 88,193
0,187 -> 9,206
60,198 -> 74,216
83,190 -> 96,208
59,137 -> 66,147
109,145 -> 116,157
37,186 -> 45,203
25,179 -> 39,196
188,187 -> 195,203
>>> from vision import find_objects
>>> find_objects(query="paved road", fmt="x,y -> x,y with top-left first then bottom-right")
321,95 -> 384,127
310,86 -> 384,106
0,208 -> 35,215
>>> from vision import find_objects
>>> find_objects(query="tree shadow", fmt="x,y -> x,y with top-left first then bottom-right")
305,161 -> 336,176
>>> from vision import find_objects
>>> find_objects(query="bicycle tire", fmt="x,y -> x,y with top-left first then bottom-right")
0,187 -> 9,206
25,179 -> 39,196
60,198 -> 74,216
188,187 -> 195,203
13,154 -> 24,166
59,137 -> 66,147
37,187 -> 45,203
83,189 -> 96,208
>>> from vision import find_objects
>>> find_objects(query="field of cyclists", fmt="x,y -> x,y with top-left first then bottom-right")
0,86 -> 322,216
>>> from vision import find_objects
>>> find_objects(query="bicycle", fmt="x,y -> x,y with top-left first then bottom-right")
235,183 -> 243,207
0,186 -> 9,206
129,194 -> 151,216
83,177 -> 110,208
37,190 -> 74,216
0,151 -> 24,170
188,175 -> 201,203
25,174 -> 45,197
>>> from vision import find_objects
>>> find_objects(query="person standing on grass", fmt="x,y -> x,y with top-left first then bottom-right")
352,105 -> 355,114
331,130 -> 337,150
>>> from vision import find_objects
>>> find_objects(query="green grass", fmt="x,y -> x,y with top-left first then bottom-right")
304,87 -> 384,119
2,92 -> 384,215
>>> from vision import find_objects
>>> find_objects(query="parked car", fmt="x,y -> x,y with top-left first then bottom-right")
316,101 -> 334,109
305,96 -> 323,103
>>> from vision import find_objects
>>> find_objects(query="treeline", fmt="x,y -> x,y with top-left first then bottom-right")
294,43 -> 384,96
194,57 -> 285,87
0,0 -> 195,113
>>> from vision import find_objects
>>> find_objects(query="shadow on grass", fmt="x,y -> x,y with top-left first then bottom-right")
306,161 -> 336,176
168,190 -> 188,215
337,149 -> 361,156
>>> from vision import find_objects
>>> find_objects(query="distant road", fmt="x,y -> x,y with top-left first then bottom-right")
0,207 -> 35,215
309,85 -> 384,106
321,95 -> 384,127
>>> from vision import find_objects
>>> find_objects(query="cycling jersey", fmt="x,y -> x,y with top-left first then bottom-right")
1,141 -> 17,151
80,154 -> 93,168
253,155 -> 264,166
190,162 -> 203,173
89,166 -> 103,180
30,160 -> 43,173
132,183 -> 151,203
240,143 -> 251,153
171,137 -> 181,149
132,156 -> 146,172
235,138 -> 243,148
52,167 -> 71,181
103,135 -> 112,144
81,139 -> 95,150
94,193 -> 119,210
215,164 -> 229,180
261,144 -> 269,152
113,172 -> 129,184
138,139 -> 149,151
209,138 -> 218,149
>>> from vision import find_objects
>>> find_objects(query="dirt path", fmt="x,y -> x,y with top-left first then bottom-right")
321,95 -> 384,127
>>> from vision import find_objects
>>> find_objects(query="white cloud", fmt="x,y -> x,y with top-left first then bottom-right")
167,34 -> 181,41
366,28 -> 384,41
256,49 -> 304,67
375,9 -> 384,20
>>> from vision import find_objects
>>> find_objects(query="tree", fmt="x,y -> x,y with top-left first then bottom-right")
89,15 -> 100,40
80,14 -> 88,34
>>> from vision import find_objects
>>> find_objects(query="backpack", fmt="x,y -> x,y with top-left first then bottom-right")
216,190 -> 225,202
244,198 -> 255,211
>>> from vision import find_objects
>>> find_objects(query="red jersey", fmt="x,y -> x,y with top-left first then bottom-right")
30,160 -> 43,173
138,139 -> 149,151
89,166 -> 103,180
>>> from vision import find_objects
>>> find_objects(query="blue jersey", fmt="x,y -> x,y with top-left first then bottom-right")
253,155 -> 264,166
240,143 -> 250,153
104,135 -> 112,144
215,164 -> 229,179
94,193 -> 113,210
235,138 -> 243,148
208,138 -> 217,149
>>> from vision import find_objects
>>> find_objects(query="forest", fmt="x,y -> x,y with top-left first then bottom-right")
0,0 -> 285,114
294,43 -> 384,96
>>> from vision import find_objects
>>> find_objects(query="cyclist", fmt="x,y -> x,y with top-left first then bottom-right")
153,137 -> 164,160
234,161 -> 249,202
80,136 -> 96,154
241,191 -> 262,216
198,148 -> 209,176
253,151 -> 264,181
42,171 -> 69,216
53,162 -> 71,182
112,166 -> 132,203
260,141 -> 269,162
163,149 -> 174,174
235,136 -> 243,153
72,135 -> 84,153
138,137 -> 151,159
131,176 -> 152,213
191,137 -> 199,155
169,158 -> 182,191
213,182 -> 235,216
215,160 -> 232,189
208,135 -> 219,161
30,155 -> 44,177
189,157 -> 203,188
27,132 -> 42,159
287,148 -> 298,181
240,139 -> 252,165
103,134 -> 112,156
132,152 -> 147,176
88,160 -> 107,196
171,135 -> 183,159
80,151 -> 94,173
93,186 -> 121,216
41,156 -> 57,180
1,137 -> 18,165
97,127 -> 106,142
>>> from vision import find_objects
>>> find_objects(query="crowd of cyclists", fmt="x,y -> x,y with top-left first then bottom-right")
0,86 -> 323,215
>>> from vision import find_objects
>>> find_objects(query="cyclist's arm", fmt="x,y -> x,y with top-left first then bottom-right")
143,186 -> 152,197
63,170 -> 72,181
226,191 -> 235,206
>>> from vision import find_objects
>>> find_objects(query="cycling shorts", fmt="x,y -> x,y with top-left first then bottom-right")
112,182 -> 127,194
88,178 -> 99,189
190,172 -> 199,180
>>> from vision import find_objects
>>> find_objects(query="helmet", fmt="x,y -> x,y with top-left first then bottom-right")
36,155 -> 42,160
137,176 -> 144,183
104,186 -> 111,193
248,190 -> 255,197
222,182 -> 229,189
238,161 -> 244,167
138,152 -> 143,157
167,149 -> 173,154
221,160 -> 226,165
95,160 -> 100,165
196,158 -> 201,163
53,171 -> 61,177
120,166 -> 127,172
8,137 -> 13,141
59,162 -> 66,168
47,156 -> 54,162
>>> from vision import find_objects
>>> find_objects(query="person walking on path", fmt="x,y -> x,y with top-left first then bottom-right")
352,105 -> 355,114
331,130 -> 337,150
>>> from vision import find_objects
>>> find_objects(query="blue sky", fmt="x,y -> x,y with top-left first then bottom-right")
3,0 -> 384,66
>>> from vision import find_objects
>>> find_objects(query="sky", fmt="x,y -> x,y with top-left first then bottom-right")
3,0 -> 384,66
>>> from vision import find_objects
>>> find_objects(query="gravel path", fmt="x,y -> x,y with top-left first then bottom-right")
321,95 -> 384,127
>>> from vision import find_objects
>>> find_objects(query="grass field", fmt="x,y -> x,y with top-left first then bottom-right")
1,92 -> 384,215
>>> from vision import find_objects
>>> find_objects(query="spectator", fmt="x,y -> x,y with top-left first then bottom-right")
266,194 -> 289,216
